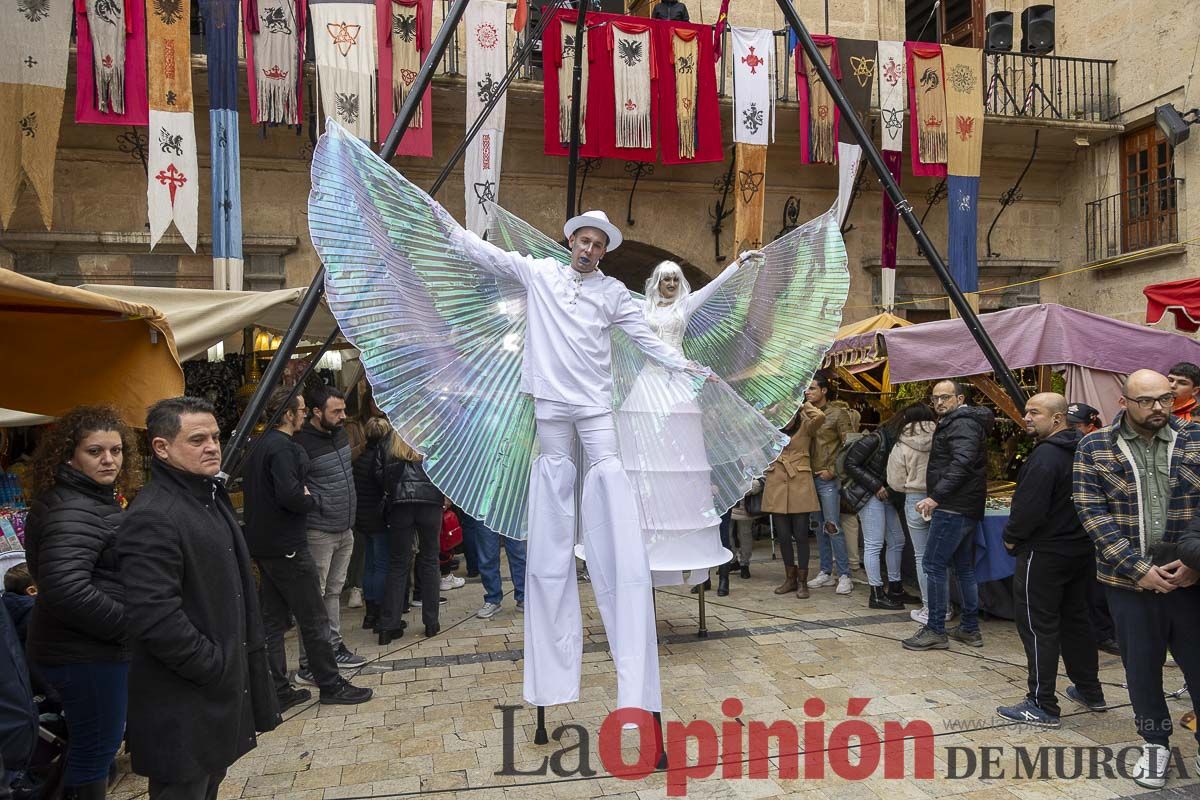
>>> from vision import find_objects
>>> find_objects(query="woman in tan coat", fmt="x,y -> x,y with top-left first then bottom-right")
762,402 -> 825,598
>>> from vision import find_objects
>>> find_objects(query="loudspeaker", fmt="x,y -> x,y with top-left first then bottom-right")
1021,5 -> 1055,54
985,11 -> 1014,51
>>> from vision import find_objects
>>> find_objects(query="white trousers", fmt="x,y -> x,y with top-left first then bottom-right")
523,400 -> 662,712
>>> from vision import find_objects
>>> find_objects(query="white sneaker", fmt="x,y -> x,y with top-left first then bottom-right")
910,606 -> 929,624
476,602 -> 502,619
347,587 -> 363,608
440,574 -> 466,591
835,575 -> 853,595
1132,743 -> 1168,789
808,571 -> 834,588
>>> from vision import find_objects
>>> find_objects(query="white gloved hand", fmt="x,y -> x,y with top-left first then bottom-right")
737,249 -> 765,267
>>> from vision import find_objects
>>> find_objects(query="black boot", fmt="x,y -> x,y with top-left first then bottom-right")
362,601 -> 379,631
378,626 -> 404,646
888,580 -> 922,605
717,561 -> 731,596
691,577 -> 711,594
869,585 -> 904,610
739,563 -> 751,579
65,780 -> 109,800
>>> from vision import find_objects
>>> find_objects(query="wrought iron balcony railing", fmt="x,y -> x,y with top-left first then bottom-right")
1086,176 -> 1185,263
982,50 -> 1117,123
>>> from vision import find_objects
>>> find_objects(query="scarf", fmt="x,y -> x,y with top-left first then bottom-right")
733,143 -> 767,254
796,36 -> 838,163
245,0 -> 304,125
907,42 -> 947,177
557,22 -> 588,144
204,0 -> 243,289
311,0 -> 376,141
464,0 -> 508,234
671,28 -> 698,160
146,0 -> 198,250
730,26 -> 772,146
0,0 -> 72,229
73,0 -> 147,124
611,22 -> 652,149
942,45 -> 983,178
389,0 -> 422,127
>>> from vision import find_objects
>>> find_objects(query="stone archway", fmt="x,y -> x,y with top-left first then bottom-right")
598,239 -> 710,294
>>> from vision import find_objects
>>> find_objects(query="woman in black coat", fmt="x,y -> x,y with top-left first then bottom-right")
352,416 -> 391,631
841,410 -> 910,611
372,425 -> 445,643
23,405 -> 140,800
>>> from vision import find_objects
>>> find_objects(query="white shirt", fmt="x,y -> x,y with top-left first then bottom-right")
455,229 -> 694,408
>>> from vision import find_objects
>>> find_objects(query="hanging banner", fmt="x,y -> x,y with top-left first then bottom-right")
74,0 -> 149,124
948,175 -> 979,292
204,0 -> 244,290
732,142 -> 767,254
877,40 -> 905,307
376,0 -> 432,156
670,30 -> 697,159
731,27 -> 772,146
310,0 -> 376,141
877,40 -> 905,152
557,18 -> 588,145
0,0 -> 73,229
942,45 -> 984,178
146,0 -> 198,250
244,0 -> 306,126
655,22 -> 721,165
836,38 -> 875,143
907,41 -> 947,178
610,22 -> 653,150
464,0 -> 508,234
388,0 -> 422,128
795,35 -> 838,164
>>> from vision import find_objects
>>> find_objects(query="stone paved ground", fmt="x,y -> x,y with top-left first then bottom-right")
109,545 -> 1200,800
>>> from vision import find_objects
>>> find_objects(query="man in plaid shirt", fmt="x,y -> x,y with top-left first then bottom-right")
1073,369 -> 1200,790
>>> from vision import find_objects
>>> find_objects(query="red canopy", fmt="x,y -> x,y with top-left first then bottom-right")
1144,277 -> 1200,332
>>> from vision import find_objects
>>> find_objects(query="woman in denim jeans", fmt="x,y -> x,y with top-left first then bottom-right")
804,374 -> 854,594
886,403 -> 943,624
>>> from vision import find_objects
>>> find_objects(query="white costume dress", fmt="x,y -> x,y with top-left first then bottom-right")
306,121 -> 851,716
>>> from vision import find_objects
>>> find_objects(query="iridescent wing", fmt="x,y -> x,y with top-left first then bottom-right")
486,205 -> 571,265
308,122 -> 535,538
683,207 -> 849,428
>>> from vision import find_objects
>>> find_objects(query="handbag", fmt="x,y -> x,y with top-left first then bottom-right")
440,508 -> 463,552
745,481 -> 765,517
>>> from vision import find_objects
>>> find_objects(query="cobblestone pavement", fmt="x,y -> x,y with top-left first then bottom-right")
109,547 -> 1200,800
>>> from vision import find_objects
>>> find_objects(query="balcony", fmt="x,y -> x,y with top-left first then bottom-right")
1085,177 -> 1186,264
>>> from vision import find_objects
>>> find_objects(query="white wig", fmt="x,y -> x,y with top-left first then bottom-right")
643,260 -> 692,314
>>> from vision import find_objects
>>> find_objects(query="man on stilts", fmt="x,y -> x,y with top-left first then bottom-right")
454,210 -> 712,714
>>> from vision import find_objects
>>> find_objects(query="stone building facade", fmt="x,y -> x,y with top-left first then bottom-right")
1,0 -> 1194,331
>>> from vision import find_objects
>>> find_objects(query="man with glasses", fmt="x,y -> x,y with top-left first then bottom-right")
902,379 -> 993,651
1074,369 -> 1200,790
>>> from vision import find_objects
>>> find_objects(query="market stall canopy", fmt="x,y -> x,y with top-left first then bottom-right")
824,312 -> 912,370
877,303 -> 1200,383
78,284 -> 340,362
0,271 -> 184,424
1143,277 -> 1200,333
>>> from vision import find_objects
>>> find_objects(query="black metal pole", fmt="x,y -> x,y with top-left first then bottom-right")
563,2 -> 588,221
429,0 -> 566,196
220,0 -> 475,473
224,329 -> 341,480
774,0 -> 1027,410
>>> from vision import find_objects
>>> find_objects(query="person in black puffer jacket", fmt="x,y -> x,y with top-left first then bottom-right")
23,405 -> 140,799
904,380 -> 995,651
372,424 -> 445,642
352,417 -> 392,631
842,409 -> 911,611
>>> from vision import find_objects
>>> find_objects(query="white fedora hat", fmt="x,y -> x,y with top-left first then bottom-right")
563,209 -> 622,251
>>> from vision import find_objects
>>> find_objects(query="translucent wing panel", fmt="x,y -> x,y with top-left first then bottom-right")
309,123 -> 535,538
486,205 -> 571,265
684,208 -> 850,428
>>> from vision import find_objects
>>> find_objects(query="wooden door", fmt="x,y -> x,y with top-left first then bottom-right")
1121,125 -> 1178,253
